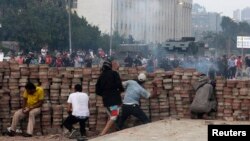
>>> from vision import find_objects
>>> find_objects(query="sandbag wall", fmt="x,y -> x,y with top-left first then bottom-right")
0,61 -> 250,135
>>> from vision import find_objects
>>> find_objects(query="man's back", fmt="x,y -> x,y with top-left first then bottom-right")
123,80 -> 150,105
191,83 -> 216,113
68,92 -> 89,117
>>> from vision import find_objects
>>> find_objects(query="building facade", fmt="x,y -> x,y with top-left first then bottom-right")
192,3 -> 222,40
233,9 -> 241,22
75,0 -> 193,43
241,7 -> 250,23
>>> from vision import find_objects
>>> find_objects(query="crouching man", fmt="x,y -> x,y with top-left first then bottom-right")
190,74 -> 217,119
117,73 -> 158,130
63,84 -> 89,138
7,82 -> 44,137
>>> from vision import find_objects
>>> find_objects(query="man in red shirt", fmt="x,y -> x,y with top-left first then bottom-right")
235,56 -> 243,79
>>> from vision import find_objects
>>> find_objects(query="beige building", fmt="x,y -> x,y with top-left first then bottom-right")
75,0 -> 192,43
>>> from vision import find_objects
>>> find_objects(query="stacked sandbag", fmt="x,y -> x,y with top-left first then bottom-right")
41,102 -> 52,135
0,62 -> 249,136
1,62 -> 11,131
50,78 -> 61,105
220,79 -> 250,121
39,64 -> 50,101
52,105 -> 63,134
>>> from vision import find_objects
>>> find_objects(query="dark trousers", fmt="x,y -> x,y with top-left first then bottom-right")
228,67 -> 236,79
63,115 -> 88,136
118,104 -> 150,129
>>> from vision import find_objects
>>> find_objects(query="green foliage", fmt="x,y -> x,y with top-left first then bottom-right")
201,16 -> 250,54
0,0 -> 126,53
0,0 -> 69,51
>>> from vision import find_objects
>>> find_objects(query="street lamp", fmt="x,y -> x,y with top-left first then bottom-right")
216,12 -> 223,33
174,0 -> 183,40
68,0 -> 72,54
215,12 -> 222,56
109,0 -> 113,57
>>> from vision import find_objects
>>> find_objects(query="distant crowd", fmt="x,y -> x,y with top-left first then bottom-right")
123,54 -> 250,80
1,48 -> 249,80
1,48 -> 106,68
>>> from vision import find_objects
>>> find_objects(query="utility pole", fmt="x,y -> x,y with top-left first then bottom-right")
68,0 -> 72,54
174,1 -> 177,40
109,0 -> 113,57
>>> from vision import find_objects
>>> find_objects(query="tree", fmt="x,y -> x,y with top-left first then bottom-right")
201,16 -> 250,55
220,17 -> 238,37
0,0 -> 107,53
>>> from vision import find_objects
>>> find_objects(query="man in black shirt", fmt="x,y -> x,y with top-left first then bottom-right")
95,60 -> 124,135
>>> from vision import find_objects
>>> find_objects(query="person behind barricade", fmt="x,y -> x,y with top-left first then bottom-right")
45,53 -> 53,66
235,56 -> 243,79
221,55 -> 228,78
141,57 -> 147,68
74,55 -> 82,68
146,58 -> 154,73
228,56 -> 236,79
208,58 -> 216,81
95,59 -> 124,136
92,54 -> 101,66
117,73 -> 158,130
41,47 -> 47,57
39,54 -> 46,64
62,53 -> 71,67
133,55 -> 142,67
15,54 -> 24,65
153,57 -> 158,70
24,52 -> 33,65
190,74 -> 217,119
56,55 -> 63,67
6,82 -> 44,137
124,54 -> 133,67
63,84 -> 89,139
245,55 -> 250,77
84,53 -> 92,68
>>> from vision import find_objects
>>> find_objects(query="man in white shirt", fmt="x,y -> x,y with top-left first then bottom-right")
41,47 -> 47,57
63,84 -> 89,138
0,50 -> 4,62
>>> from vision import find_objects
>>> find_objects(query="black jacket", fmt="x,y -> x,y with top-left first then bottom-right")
95,69 -> 124,107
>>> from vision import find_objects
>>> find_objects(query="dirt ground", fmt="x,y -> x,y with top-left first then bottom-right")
0,130 -> 98,141
90,118 -> 250,141
0,118 -> 249,141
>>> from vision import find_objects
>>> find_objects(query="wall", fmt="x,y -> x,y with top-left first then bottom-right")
0,61 -> 249,135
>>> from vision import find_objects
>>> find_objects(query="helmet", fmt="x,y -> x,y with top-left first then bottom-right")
138,73 -> 147,82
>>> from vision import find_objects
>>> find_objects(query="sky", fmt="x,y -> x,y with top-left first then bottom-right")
193,0 -> 250,17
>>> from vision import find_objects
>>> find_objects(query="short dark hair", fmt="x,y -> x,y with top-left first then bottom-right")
25,82 -> 36,90
75,84 -> 82,92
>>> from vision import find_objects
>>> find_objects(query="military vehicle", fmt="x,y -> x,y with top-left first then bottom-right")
157,37 -> 205,58
114,37 -> 205,61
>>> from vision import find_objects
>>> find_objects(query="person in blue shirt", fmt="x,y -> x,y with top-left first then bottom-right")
117,73 -> 158,130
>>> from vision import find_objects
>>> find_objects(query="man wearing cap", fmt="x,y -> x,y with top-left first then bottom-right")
95,59 -> 124,135
117,73 -> 158,130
